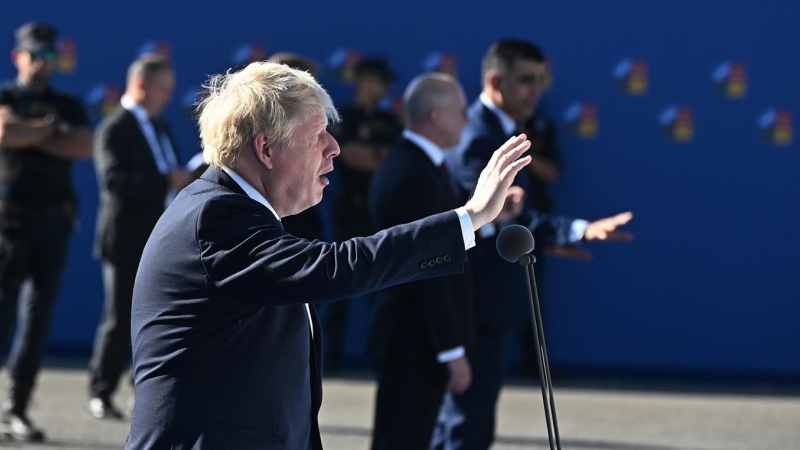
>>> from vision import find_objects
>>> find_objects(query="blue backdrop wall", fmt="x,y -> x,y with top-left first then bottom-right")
2,0 -> 798,378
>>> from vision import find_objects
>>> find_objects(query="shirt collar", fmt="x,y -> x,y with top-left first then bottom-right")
480,92 -> 518,136
120,94 -> 152,124
220,165 -> 281,223
402,129 -> 445,167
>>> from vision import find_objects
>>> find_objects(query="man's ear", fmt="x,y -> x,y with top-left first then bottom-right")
253,133 -> 274,169
488,71 -> 502,91
429,106 -> 441,126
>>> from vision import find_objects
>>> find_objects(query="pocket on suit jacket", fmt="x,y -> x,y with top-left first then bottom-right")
203,422 -> 284,450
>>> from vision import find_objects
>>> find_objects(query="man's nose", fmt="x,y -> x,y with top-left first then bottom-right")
325,132 -> 341,158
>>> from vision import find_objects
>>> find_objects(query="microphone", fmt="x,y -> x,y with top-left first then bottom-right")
497,224 -> 562,450
496,224 -> 535,263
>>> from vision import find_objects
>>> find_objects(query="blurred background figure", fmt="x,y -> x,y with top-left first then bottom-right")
517,98 -> 566,379
88,54 -> 187,420
368,73 -> 483,450
0,22 -> 92,442
445,39 -> 633,449
326,56 -> 401,370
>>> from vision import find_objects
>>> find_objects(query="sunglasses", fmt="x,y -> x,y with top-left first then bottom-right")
29,49 -> 56,61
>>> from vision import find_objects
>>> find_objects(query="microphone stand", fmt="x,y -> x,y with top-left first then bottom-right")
518,253 -> 562,450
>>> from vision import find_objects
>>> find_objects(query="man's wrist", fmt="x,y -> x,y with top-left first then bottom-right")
464,205 -> 486,230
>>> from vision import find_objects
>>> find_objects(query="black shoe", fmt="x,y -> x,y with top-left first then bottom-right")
87,397 -> 124,420
0,410 -> 46,442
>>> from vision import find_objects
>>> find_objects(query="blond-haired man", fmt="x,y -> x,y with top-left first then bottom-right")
126,62 -> 531,449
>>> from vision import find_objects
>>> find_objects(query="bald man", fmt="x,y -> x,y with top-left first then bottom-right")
367,73 -> 523,450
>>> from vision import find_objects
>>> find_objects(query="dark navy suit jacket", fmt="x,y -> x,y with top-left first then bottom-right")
447,99 -> 576,334
368,137 -> 476,366
126,166 -> 467,450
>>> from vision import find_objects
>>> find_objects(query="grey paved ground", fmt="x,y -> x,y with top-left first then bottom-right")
0,364 -> 798,449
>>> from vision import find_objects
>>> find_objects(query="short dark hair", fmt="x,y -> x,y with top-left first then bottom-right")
127,54 -> 172,86
14,22 -> 57,52
355,57 -> 396,82
481,39 -> 545,85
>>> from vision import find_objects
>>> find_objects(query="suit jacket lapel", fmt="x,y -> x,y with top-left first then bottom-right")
477,100 -> 511,139
401,138 -> 458,203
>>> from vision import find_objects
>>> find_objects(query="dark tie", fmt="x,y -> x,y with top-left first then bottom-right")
438,162 -> 451,184
439,162 -> 457,196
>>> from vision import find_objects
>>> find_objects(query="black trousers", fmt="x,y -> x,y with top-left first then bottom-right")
88,259 -> 137,400
450,332 -> 509,450
371,361 -> 448,450
0,211 -> 73,413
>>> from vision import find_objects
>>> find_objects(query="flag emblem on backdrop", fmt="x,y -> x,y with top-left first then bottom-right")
422,52 -> 458,77
56,38 -> 77,74
659,105 -> 694,142
328,48 -> 362,83
137,41 -> 171,60
758,109 -> 792,146
712,62 -> 747,99
614,59 -> 648,95
85,84 -> 121,121
564,102 -> 598,139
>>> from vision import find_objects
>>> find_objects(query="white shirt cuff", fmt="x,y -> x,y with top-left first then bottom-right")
437,346 -> 465,363
570,219 -> 590,243
454,207 -> 476,250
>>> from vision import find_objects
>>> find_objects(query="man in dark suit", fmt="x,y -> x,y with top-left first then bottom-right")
368,73 -> 525,450
89,55 -> 191,419
126,61 -> 533,450
445,39 -> 634,449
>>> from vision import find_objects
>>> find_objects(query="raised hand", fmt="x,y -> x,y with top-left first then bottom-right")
584,212 -> 634,242
464,134 -> 532,230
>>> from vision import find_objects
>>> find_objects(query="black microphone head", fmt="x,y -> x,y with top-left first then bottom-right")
496,224 -> 535,262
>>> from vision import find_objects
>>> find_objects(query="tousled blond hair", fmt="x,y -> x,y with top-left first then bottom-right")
196,61 -> 340,167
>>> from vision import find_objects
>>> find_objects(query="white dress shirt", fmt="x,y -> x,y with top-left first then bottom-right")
120,95 -> 179,206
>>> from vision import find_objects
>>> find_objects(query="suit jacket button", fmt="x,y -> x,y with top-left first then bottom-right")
443,254 -> 452,262
420,261 -> 428,269
436,257 -> 444,264
428,259 -> 436,267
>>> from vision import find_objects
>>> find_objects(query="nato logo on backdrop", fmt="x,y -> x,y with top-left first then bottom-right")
564,102 -> 598,139
712,62 -> 747,99
328,48 -> 362,83
85,84 -> 121,122
137,40 -> 171,60
659,105 -> 694,142
614,58 -> 648,95
421,52 -> 458,77
758,109 -> 792,146
56,38 -> 77,74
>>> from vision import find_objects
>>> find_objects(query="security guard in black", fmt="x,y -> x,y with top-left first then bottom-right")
0,22 -> 92,443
